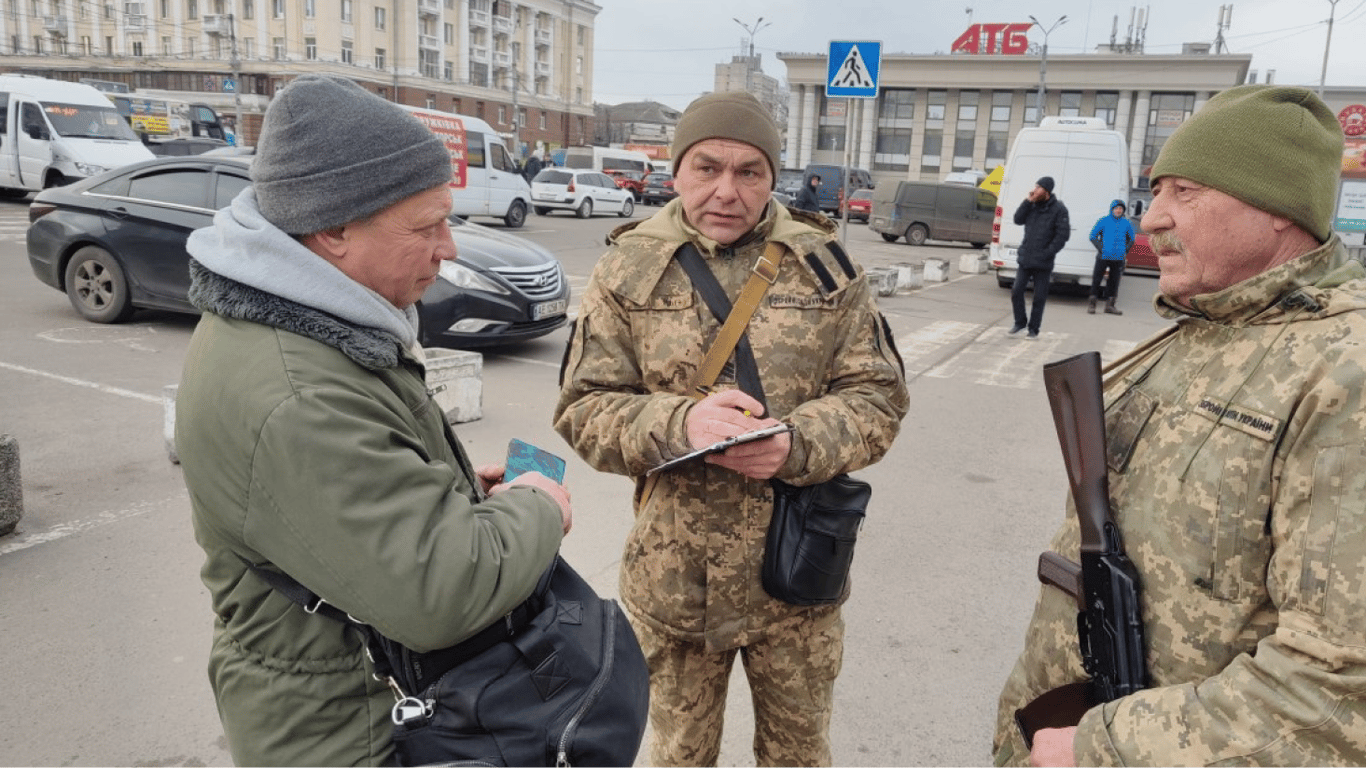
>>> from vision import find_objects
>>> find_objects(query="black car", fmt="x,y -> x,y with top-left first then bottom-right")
26,156 -> 569,348
640,172 -> 677,206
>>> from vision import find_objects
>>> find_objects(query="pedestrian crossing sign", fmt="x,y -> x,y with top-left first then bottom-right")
827,41 -> 882,99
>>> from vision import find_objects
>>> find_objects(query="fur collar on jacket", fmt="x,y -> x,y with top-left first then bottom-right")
188,259 -> 405,370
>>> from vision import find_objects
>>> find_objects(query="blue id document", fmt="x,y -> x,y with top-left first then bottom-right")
505,439 -> 567,483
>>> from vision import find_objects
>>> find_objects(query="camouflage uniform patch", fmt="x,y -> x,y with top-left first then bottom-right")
994,239 -> 1366,766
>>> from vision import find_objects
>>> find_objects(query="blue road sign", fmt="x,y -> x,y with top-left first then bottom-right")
826,40 -> 881,99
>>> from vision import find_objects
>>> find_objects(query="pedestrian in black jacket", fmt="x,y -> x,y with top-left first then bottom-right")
794,174 -> 822,212
1008,176 -> 1070,338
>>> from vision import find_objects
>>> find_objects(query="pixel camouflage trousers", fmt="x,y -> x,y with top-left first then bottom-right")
631,611 -> 845,767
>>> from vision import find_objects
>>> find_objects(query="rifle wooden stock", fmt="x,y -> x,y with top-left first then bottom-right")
1017,352 -> 1147,746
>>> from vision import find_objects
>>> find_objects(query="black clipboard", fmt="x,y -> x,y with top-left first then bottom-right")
645,423 -> 793,477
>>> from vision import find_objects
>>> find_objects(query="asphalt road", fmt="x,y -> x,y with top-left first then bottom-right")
0,198 -> 1172,766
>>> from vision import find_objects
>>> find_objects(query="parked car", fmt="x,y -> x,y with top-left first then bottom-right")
25,155 -> 569,347
147,137 -> 230,156
775,168 -> 805,199
844,189 -> 873,223
530,168 -> 635,218
604,169 -> 646,200
640,172 -> 677,206
1126,225 -> 1158,274
870,179 -> 995,247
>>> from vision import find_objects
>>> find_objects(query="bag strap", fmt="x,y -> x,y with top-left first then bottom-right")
639,242 -> 782,508
676,241 -> 782,402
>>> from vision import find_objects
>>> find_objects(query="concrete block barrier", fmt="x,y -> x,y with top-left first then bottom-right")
924,257 -> 950,283
959,252 -> 989,274
0,433 -> 22,536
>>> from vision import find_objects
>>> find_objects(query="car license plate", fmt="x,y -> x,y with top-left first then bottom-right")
532,298 -> 566,320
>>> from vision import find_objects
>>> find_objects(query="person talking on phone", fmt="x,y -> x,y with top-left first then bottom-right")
553,92 -> 908,766
174,75 -> 571,767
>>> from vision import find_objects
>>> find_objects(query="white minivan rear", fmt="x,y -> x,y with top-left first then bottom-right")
990,117 -> 1130,288
405,107 -> 532,228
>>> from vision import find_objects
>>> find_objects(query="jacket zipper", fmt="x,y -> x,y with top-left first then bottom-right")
555,600 -> 619,767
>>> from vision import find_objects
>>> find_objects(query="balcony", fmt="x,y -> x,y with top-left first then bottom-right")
417,0 -> 438,17
492,50 -> 510,69
535,27 -> 552,46
124,15 -> 146,30
491,15 -> 511,35
534,60 -> 549,77
42,16 -> 67,32
469,9 -> 489,28
202,13 -> 229,35
419,35 -> 440,50
469,45 -> 489,62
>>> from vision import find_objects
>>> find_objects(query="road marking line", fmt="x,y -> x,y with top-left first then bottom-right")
0,499 -> 167,556
492,354 -> 560,369
0,361 -> 161,404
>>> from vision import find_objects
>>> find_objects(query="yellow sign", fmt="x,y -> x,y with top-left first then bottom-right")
980,165 -> 1004,195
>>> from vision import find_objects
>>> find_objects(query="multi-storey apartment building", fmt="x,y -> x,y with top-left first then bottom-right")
0,0 -> 600,154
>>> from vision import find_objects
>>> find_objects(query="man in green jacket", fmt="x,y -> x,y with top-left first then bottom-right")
176,75 -> 571,766
554,92 -> 909,766
995,86 -> 1366,766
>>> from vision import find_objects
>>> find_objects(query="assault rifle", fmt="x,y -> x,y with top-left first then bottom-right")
1015,351 -> 1147,747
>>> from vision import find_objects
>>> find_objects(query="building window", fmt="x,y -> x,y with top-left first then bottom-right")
874,128 -> 912,171
242,0 -> 252,18
305,37 -> 316,59
419,48 -> 438,78
184,36 -> 195,56
1141,93 -> 1195,187
1023,105 -> 1039,126
105,35 -> 113,53
426,95 -> 436,108
80,35 -> 91,54
303,0 -> 313,16
954,90 -> 979,171
374,6 -> 384,29
131,40 -> 143,55
32,35 -> 43,54
539,111 -> 546,130
241,37 -> 253,57
444,61 -> 453,81
817,125 -> 845,152
497,105 -> 506,124
921,90 -> 946,173
445,22 -> 453,44
374,48 -> 385,69
161,35 -> 172,55
341,39 -> 353,64
271,0 -> 281,16
925,89 -> 946,122
272,36 -> 284,59
1094,91 -> 1119,129
577,25 -> 584,45
340,0 -> 351,22
1059,91 -> 1082,117
186,0 -> 197,17
159,0 -> 167,16
987,91 -> 1011,170
879,88 -> 915,120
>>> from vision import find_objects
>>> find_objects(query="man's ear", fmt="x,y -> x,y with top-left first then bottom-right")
304,226 -> 349,259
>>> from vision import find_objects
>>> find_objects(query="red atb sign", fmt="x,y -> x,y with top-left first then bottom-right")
951,23 -> 1031,55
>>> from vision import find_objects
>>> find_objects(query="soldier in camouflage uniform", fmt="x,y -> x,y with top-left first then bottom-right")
995,86 -> 1366,766
554,92 -> 908,766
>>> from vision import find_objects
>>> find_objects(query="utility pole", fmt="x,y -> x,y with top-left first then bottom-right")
1028,14 -> 1067,126
1319,0 -> 1340,97
511,64 -> 521,159
732,16 -> 770,58
228,12 -> 242,145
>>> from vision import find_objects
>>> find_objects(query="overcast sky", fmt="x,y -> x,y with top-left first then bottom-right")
591,0 -> 1365,111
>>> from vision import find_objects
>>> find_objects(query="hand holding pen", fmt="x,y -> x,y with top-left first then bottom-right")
685,389 -> 791,480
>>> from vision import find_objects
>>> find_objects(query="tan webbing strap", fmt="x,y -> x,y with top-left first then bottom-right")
639,241 -> 785,508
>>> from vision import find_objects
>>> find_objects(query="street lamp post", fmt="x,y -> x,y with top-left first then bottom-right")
1319,0 -> 1340,97
732,16 -> 771,59
1029,14 -> 1067,125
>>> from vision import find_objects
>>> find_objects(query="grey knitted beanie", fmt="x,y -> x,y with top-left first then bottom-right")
252,75 -> 453,234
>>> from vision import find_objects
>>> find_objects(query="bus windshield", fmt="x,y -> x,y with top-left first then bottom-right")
41,102 -> 139,141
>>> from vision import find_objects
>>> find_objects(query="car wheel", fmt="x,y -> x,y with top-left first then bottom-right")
998,275 -> 1013,288
906,224 -> 929,246
576,198 -> 593,219
64,246 -> 134,323
503,199 -> 527,228
534,206 -> 550,216
0,187 -> 27,199
971,242 -> 986,249
619,197 -> 634,217
880,233 -> 899,243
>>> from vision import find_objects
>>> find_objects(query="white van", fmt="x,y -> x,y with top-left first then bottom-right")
990,117 -> 1130,288
561,146 -> 653,176
404,106 -> 532,228
0,74 -> 154,196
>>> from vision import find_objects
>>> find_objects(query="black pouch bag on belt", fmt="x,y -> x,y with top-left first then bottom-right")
241,554 -> 650,767
762,474 -> 871,605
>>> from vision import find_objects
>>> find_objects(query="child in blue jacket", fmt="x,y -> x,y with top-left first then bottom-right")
1087,199 -> 1135,314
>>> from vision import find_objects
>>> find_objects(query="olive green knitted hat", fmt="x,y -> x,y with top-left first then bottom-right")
671,92 -> 781,187
1150,85 -> 1343,242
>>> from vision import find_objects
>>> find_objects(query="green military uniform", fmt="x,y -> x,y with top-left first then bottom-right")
554,199 -> 908,765
994,238 -> 1366,765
